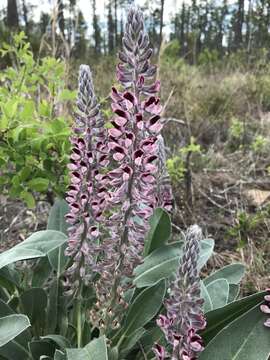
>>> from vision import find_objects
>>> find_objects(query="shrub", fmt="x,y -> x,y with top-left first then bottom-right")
0,32 -> 74,206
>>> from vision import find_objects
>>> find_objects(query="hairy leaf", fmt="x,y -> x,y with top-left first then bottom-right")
0,314 -> 30,347
200,304 -> 270,360
144,208 -> 171,256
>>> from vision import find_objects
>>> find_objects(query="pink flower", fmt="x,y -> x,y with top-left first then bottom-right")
64,65 -> 109,292
153,344 -> 167,360
155,226 -> 206,360
90,5 -> 171,332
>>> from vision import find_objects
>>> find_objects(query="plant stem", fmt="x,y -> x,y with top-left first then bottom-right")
76,282 -> 83,347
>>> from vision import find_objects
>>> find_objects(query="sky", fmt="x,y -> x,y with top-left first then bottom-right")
0,0 -> 182,34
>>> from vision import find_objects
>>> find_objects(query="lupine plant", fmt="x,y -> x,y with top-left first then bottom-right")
0,5 -> 270,360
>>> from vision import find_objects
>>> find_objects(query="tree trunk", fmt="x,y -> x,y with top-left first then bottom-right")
57,0 -> 65,38
158,0 -> 165,51
114,0 -> 118,48
234,0 -> 244,48
22,0 -> 29,35
7,0 -> 19,29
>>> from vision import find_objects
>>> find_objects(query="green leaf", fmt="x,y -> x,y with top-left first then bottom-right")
0,301 -> 31,360
0,230 -> 67,269
200,304 -> 270,360
134,242 -> 183,288
138,327 -> 164,356
123,280 -> 166,336
198,238 -> 215,270
19,167 -> 32,182
228,284 -> 240,303
0,314 -> 31,347
27,178 -> 49,192
0,248 -> 44,270
82,322 -> 92,348
66,336 -> 108,360
84,336 -> 108,360
46,198 -> 69,274
201,281 -> 213,313
20,100 -> 35,121
144,208 -> 171,256
46,279 -> 59,334
47,199 -> 69,234
204,263 -> 245,286
41,335 -> 71,349
20,288 -> 47,328
2,99 -> 18,118
57,295 -> 68,337
119,328 -> 146,357
0,288 -> 8,302
0,115 -> 8,130
48,243 -> 68,274
20,191 -> 35,208
58,89 -> 77,101
31,257 -> 52,287
202,291 -> 267,344
134,239 -> 214,288
0,266 -> 20,291
206,279 -> 229,310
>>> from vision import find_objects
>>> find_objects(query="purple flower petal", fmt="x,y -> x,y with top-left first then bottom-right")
260,304 -> 270,314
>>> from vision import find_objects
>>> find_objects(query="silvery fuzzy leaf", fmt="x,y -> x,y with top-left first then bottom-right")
139,48 -> 153,63
139,33 -> 149,49
119,51 -> 130,64
132,18 -> 139,34
138,60 -> 149,74
142,81 -> 161,95
137,31 -> 143,46
145,65 -> 157,77
88,106 -> 100,118
118,73 -> 133,85
123,37 -> 134,53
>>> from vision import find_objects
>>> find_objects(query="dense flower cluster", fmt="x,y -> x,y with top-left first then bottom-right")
89,5 -> 173,331
64,65 -> 108,292
154,225 -> 206,360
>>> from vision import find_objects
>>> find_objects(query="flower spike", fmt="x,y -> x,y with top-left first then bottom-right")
155,225 -> 206,360
64,65 -> 108,293
90,5 -> 169,332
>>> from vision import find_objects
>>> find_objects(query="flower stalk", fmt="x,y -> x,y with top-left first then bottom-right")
90,5 -> 171,332
65,65 -> 108,293
154,225 -> 206,360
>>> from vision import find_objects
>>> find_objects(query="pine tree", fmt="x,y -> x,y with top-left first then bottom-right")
108,1 -> 114,53
67,0 -> 76,45
233,0 -> 245,49
40,12 -> 50,35
7,0 -> 19,29
158,0 -> 165,50
114,0 -> 118,48
73,10 -> 87,59
92,0 -> 102,54
57,0 -> 65,38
